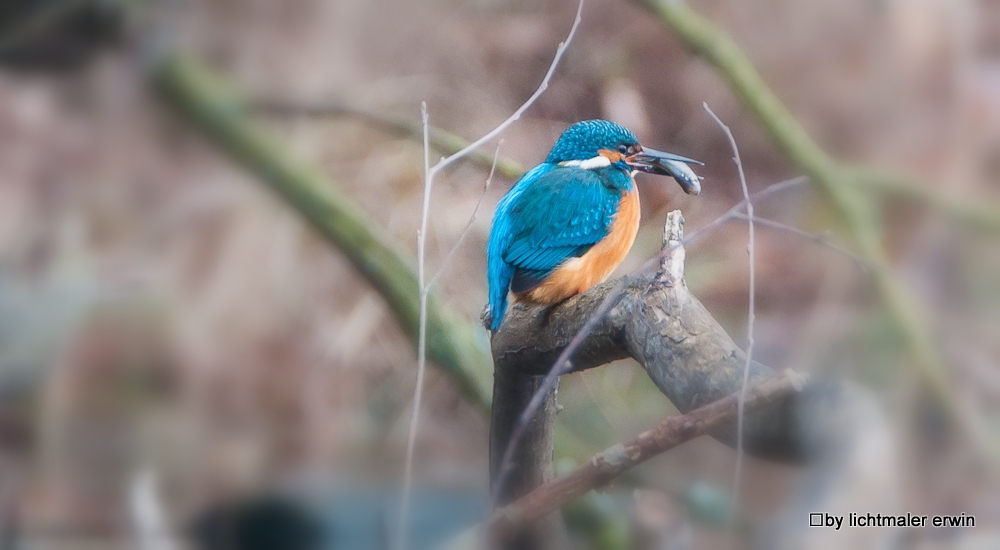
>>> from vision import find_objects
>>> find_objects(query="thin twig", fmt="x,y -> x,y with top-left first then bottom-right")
428,0 -> 584,178
703,102 -> 754,522
682,175 -> 808,251
639,0 -> 988,454
489,175 -> 811,505
428,139 -> 503,287
402,1 -> 586,544
733,215 -> 871,270
485,371 -> 804,541
252,100 -> 526,180
397,103 -> 434,550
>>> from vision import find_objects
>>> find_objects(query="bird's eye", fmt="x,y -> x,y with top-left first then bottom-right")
617,144 -> 629,154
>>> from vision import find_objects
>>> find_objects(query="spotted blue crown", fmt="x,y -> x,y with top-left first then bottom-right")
545,120 -> 640,163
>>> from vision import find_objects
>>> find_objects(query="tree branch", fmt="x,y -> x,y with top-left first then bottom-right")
734,214 -> 871,269
634,0 -> 1000,232
486,370 -> 805,541
150,54 -> 494,412
469,212 -> 853,548
851,166 -> 1000,233
492,210 -> 816,463
250,99 -> 526,180
635,0 -> 987,452
152,52 -> 620,546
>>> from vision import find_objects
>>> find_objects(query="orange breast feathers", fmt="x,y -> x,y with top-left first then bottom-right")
515,187 -> 641,305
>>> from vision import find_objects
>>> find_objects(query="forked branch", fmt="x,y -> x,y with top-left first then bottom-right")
476,211 -> 842,548
492,210 -> 833,463
486,370 -> 805,541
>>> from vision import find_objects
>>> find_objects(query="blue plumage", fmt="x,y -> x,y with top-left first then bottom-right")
487,121 -> 639,330
544,120 -> 639,164
487,119 -> 703,330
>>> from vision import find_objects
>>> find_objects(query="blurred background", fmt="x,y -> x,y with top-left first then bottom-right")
0,0 -> 999,548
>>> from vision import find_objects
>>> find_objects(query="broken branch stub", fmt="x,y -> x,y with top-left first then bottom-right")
492,210 -> 841,462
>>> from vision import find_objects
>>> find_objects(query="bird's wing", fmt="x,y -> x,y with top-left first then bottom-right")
501,167 -> 620,292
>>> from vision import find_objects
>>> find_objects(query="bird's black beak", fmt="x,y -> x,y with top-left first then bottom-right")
627,147 -> 704,195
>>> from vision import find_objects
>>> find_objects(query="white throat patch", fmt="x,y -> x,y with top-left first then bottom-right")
559,155 -> 612,170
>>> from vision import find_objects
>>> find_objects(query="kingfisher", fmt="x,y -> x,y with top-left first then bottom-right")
487,119 -> 702,331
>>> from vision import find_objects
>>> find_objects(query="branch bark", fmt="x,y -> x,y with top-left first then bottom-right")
488,369 -> 564,549
492,212 -> 822,463
152,53 -> 620,545
487,371 -> 804,541
477,212 -> 853,549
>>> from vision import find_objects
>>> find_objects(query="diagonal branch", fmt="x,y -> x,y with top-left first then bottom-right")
635,0 -> 987,452
150,54 -> 494,412
634,0 -> 1000,232
489,176 -> 814,499
734,215 -> 871,269
250,99 -> 526,180
428,139 -> 504,288
428,0 -> 584,177
479,209 -> 852,547
485,370 -> 805,541
492,207 -> 842,464
415,4 -> 585,546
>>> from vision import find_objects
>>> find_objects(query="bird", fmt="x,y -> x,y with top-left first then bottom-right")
487,119 -> 702,331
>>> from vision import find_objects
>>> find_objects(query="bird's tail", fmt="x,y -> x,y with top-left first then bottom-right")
487,258 -> 513,331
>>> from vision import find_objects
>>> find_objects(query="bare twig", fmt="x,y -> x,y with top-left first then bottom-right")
637,0 -> 987,451
485,371 -> 804,541
428,0 -> 584,178
489,175 -> 813,504
703,102 -> 754,522
428,139 -> 503,287
402,2 -> 586,546
733,215 -> 871,269
152,56 -> 494,412
396,103 -> 434,550
251,100 -> 526,180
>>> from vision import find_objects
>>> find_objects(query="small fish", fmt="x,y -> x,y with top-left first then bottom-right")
629,148 -> 703,195
658,158 -> 702,195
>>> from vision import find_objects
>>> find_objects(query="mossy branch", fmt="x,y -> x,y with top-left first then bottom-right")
636,0 -> 988,449
638,0 -> 1000,232
851,167 -> 1000,233
152,56 -> 626,541
151,54 -> 493,412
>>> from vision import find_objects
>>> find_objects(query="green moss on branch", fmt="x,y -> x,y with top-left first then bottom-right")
637,0 -> 988,449
151,54 -> 493,412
